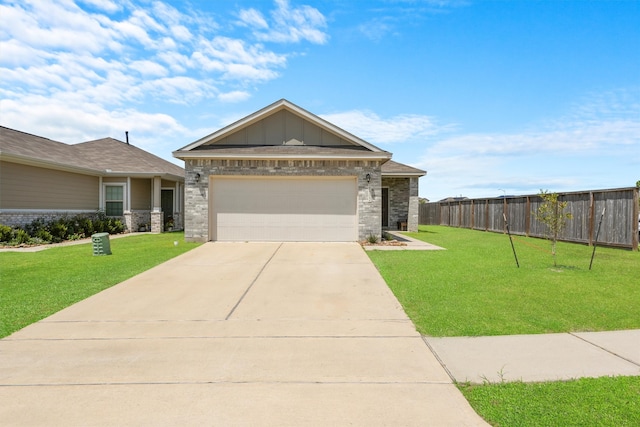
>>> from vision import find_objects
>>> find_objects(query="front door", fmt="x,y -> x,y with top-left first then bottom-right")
382,187 -> 389,228
161,189 -> 174,224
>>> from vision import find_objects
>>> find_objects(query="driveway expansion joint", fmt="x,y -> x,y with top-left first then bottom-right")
224,242 -> 283,320
421,335 -> 456,383
570,332 -> 640,368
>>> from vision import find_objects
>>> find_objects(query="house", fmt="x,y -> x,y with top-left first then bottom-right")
173,99 -> 426,242
0,126 -> 184,232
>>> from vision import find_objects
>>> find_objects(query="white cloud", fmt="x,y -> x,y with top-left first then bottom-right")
130,60 -> 169,77
192,36 -> 286,81
79,0 -> 121,13
138,76 -> 216,104
241,0 -> 328,44
321,110 -> 454,144
238,8 -> 269,29
218,91 -> 252,103
415,89 -> 640,200
0,0 -> 331,165
0,95 -> 187,143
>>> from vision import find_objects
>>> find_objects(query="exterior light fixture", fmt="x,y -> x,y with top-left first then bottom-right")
195,173 -> 201,183
366,173 -> 371,183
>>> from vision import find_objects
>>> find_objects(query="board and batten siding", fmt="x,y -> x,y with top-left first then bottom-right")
0,161 -> 98,209
213,110 -> 353,147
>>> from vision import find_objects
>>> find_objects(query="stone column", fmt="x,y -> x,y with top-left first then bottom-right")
408,177 -> 420,232
151,176 -> 163,233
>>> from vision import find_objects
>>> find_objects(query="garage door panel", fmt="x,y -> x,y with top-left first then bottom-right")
211,177 -> 357,242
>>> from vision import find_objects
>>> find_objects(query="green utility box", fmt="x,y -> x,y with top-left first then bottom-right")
91,232 -> 112,256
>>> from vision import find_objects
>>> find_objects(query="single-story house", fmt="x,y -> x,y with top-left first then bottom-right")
0,126 -> 184,232
173,99 -> 426,242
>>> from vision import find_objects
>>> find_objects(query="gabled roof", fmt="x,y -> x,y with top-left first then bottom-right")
381,160 -> 426,177
0,126 -> 183,180
174,99 -> 392,161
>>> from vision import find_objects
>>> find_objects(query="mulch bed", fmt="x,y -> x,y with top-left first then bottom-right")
360,239 -> 407,247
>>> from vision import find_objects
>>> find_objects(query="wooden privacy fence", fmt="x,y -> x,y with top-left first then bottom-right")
419,187 -> 639,250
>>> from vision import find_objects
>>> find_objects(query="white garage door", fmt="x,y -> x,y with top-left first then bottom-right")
210,176 -> 357,242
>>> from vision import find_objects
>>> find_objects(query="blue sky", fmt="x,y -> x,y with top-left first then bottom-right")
1,0 -> 638,200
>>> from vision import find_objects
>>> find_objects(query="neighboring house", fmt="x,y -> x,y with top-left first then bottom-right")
0,126 -> 184,233
173,99 -> 426,242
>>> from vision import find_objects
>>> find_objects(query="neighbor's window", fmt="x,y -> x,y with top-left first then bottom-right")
105,185 -> 124,216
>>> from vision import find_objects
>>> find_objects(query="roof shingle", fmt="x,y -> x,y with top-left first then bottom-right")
0,126 -> 183,179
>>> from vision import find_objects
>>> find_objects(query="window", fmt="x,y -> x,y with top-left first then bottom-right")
105,185 -> 124,216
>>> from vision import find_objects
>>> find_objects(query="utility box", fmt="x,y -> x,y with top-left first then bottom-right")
91,232 -> 112,256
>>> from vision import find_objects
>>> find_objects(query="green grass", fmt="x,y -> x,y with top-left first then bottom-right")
369,226 -> 640,425
0,233 -> 201,338
367,225 -> 639,337
459,376 -> 640,426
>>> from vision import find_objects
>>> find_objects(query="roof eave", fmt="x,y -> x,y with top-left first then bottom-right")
2,152 -> 185,181
103,171 -> 184,181
382,171 -> 427,177
173,150 -> 392,161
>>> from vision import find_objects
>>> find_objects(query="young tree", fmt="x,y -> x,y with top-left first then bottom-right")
534,190 -> 573,267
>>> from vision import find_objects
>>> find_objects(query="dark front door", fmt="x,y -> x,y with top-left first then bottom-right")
161,189 -> 174,223
382,187 -> 389,228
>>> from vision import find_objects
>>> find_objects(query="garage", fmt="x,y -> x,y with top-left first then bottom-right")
210,176 -> 357,242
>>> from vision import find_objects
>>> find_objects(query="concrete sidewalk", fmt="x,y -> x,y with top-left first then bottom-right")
0,242 -> 487,426
425,330 -> 640,384
363,231 -> 445,251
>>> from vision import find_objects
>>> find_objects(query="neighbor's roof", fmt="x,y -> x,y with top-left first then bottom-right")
75,138 -> 184,177
0,126 -> 184,180
381,160 -> 426,177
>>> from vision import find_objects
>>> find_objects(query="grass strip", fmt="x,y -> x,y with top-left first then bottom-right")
0,233 -> 201,338
367,225 -> 639,336
459,376 -> 640,426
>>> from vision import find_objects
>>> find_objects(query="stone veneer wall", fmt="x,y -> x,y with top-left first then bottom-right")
123,210 -> 150,232
407,177 -> 420,232
381,177 -> 420,232
184,158 -> 383,242
150,211 -> 163,233
0,210 -> 125,229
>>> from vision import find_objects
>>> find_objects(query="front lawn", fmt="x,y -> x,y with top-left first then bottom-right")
367,225 -> 639,337
368,226 -> 640,426
0,233 -> 201,338
459,376 -> 640,427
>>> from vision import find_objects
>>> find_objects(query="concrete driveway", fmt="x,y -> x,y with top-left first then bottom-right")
0,242 -> 486,426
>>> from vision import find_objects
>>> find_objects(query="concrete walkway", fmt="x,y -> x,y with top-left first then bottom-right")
425,330 -> 640,384
362,231 -> 445,251
0,242 -> 487,426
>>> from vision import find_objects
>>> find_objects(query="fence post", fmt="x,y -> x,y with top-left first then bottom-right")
471,199 -> 475,229
588,191 -> 595,246
503,197 -> 508,233
633,187 -> 639,251
524,195 -> 529,235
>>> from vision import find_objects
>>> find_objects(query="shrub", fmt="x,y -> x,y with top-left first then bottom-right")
49,221 -> 67,243
35,229 -> 53,243
24,217 -> 47,237
2,212 -> 125,247
11,229 -> 31,245
0,224 -> 13,243
76,217 -> 94,235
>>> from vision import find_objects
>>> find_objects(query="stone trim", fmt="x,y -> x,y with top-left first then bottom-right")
1,210 -> 97,228
185,158 -> 383,242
